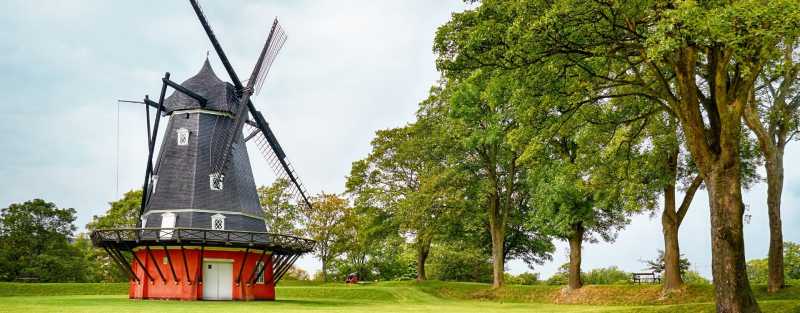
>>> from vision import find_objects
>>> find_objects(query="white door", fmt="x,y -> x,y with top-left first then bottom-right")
203,261 -> 233,300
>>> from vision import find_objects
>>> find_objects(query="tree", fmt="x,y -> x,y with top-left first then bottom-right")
303,193 -> 349,282
642,250 -> 691,277
742,39 -> 800,292
345,125 -> 435,281
527,136 -> 634,290
0,199 -> 91,282
444,70 -> 549,288
86,190 -> 142,282
87,189 -> 142,229
434,1 -> 800,310
258,179 -> 301,235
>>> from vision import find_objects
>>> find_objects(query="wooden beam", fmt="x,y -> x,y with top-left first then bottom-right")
162,246 -> 179,283
180,245 -> 192,284
145,246 -> 166,283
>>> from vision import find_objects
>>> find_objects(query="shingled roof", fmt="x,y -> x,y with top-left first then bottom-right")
143,60 -> 265,233
162,58 -> 240,114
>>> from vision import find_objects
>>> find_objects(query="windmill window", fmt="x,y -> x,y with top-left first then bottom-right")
160,212 -> 176,239
255,261 -> 265,284
150,175 -> 158,194
211,214 -> 225,230
176,128 -> 190,146
209,173 -> 224,190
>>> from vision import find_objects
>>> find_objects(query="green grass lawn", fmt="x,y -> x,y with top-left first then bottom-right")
0,281 -> 797,313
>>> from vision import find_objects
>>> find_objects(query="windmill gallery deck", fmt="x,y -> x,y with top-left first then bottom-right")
90,0 -> 314,301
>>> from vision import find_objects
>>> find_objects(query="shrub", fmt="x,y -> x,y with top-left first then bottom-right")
583,266 -> 630,285
428,244 -> 492,283
504,272 -> 540,285
682,270 -> 711,285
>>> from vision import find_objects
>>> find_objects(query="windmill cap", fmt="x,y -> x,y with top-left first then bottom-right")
161,58 -> 239,114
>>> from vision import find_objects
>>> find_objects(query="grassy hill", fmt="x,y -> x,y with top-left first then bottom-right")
0,280 -> 798,312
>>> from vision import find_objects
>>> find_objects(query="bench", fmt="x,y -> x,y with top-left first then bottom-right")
631,272 -> 661,284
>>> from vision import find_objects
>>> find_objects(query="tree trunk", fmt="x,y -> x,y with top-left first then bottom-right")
765,150 -> 785,293
567,223 -> 584,290
321,259 -> 328,282
416,234 -> 431,281
661,145 -> 684,291
490,219 -> 505,288
706,166 -> 760,313
662,184 -> 683,291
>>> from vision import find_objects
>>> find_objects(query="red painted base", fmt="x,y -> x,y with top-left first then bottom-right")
128,247 -> 275,301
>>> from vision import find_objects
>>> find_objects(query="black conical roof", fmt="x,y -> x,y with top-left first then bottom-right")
162,58 -> 239,114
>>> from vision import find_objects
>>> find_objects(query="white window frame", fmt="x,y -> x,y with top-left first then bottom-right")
160,212 -> 176,239
150,175 -> 159,194
209,173 -> 224,190
176,128 -> 190,146
141,216 -> 148,229
211,213 -> 225,231
255,260 -> 265,284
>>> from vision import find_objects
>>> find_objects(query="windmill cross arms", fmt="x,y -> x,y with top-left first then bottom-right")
162,78 -> 208,107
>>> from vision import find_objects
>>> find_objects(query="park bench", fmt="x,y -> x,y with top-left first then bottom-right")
631,272 -> 661,284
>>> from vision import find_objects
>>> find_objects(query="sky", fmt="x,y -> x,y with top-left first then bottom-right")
0,0 -> 797,280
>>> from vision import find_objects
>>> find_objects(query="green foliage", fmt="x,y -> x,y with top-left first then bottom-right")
747,242 -> 800,284
787,242 -> 800,280
86,190 -> 143,282
583,266 -> 631,285
682,271 -> 711,285
258,179 -> 301,236
546,264 -> 630,285
428,243 -> 492,283
0,199 -> 96,282
505,272 -> 540,285
86,190 -> 141,230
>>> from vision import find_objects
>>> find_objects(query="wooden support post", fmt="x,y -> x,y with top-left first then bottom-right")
180,245 -> 192,284
248,249 -> 268,285
162,246 -> 179,283
104,247 -> 138,283
131,249 -> 155,283
145,246 -> 166,283
236,247 -> 250,285
274,254 -> 300,284
198,245 -> 205,284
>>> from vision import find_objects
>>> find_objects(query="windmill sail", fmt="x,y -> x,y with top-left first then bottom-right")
209,18 -> 285,182
190,0 -> 312,210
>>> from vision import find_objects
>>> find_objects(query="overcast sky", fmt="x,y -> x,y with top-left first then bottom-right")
0,1 -> 797,280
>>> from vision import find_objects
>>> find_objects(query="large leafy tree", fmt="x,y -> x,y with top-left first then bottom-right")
435,1 -> 800,310
345,98 -> 475,281
0,199 -> 92,282
443,70 -> 555,287
743,39 -> 800,292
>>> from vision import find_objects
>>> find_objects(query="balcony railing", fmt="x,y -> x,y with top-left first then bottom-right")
91,227 -> 315,253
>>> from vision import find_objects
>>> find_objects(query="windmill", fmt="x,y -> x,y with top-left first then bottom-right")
91,0 -> 314,301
